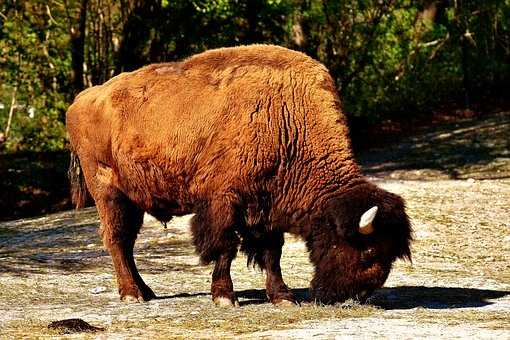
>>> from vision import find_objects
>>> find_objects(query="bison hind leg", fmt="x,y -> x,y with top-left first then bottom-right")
97,189 -> 156,302
84,162 -> 155,302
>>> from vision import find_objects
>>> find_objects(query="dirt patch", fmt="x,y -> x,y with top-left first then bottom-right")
1,112 -> 509,338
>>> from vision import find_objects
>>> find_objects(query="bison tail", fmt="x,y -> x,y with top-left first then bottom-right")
68,151 -> 89,209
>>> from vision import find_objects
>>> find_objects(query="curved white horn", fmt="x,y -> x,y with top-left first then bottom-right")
359,206 -> 378,235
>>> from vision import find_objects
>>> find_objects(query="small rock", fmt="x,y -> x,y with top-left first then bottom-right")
90,286 -> 107,294
467,178 -> 475,184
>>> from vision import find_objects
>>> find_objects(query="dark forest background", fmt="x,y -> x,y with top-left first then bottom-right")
1,0 -> 509,219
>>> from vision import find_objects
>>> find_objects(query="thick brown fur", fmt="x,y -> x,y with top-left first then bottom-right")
66,45 -> 412,305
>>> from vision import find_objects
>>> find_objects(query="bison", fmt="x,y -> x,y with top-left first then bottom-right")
66,45 -> 412,306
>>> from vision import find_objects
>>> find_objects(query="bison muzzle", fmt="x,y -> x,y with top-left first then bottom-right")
66,45 -> 412,306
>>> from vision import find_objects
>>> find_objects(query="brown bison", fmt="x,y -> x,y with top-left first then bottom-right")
66,45 -> 412,306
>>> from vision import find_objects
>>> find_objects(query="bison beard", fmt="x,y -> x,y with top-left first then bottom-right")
66,45 -> 412,306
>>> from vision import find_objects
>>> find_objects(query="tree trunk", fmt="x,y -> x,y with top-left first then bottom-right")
70,0 -> 89,96
461,36 -> 471,109
4,85 -> 18,140
456,0 -> 471,109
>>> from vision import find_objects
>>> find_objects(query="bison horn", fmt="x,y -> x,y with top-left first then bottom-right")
359,206 -> 378,235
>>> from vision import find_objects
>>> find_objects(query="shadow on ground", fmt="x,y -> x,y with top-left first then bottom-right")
153,288 -> 309,306
371,286 -> 510,310
154,286 -> 510,310
359,111 -> 510,180
0,208 -> 105,275
0,208 -> 199,275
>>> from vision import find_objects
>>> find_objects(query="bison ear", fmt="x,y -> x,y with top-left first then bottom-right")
359,206 -> 378,235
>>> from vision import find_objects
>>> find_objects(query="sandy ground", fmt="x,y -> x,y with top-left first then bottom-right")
1,112 -> 509,339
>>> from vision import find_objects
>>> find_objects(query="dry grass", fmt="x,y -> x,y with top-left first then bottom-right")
107,303 -> 378,337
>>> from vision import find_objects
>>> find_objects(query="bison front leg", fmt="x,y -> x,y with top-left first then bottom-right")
191,199 -> 240,307
211,251 -> 238,307
261,233 -> 296,306
241,231 -> 296,305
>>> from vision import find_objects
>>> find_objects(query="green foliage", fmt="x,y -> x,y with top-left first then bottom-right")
1,0 -> 509,152
295,0 -> 510,120
0,0 -> 69,152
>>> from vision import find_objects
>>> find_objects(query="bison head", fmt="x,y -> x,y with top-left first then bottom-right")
307,182 -> 412,304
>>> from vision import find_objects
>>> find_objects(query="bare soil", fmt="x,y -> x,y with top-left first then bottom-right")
1,111 -> 509,339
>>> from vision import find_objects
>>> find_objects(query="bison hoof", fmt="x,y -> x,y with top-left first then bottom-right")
213,296 -> 239,308
121,295 -> 143,303
120,285 -> 156,303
